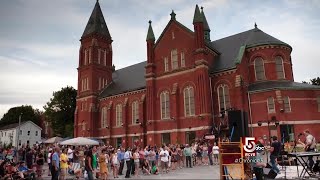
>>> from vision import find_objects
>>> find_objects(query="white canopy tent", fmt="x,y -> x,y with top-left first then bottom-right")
43,136 -> 63,144
60,137 -> 99,146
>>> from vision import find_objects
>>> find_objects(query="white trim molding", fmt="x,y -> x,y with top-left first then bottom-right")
249,120 -> 320,127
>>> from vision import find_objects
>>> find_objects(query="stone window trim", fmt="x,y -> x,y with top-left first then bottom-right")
116,104 -> 123,127
267,97 -> 276,113
217,84 -> 231,114
283,96 -> 291,112
164,57 -> 169,72
180,52 -> 185,68
160,91 -> 170,119
132,101 -> 139,124
171,49 -> 178,70
101,107 -> 107,128
275,56 -> 285,79
183,86 -> 195,117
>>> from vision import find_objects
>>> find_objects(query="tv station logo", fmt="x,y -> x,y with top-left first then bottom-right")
243,137 -> 264,157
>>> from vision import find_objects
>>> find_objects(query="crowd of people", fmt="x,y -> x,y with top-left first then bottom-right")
0,140 -> 220,180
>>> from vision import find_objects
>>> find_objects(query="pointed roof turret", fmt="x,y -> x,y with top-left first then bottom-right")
82,0 -> 111,39
201,7 -> 210,31
193,5 -> 203,24
146,20 -> 155,41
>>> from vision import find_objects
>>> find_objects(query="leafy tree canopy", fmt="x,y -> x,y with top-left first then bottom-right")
0,105 -> 42,126
302,77 -> 320,86
44,86 -> 77,137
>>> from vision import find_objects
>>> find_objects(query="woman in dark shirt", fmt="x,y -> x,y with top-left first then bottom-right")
85,149 -> 94,180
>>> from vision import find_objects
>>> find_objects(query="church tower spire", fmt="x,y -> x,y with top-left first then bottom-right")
75,1 -> 113,138
82,0 -> 111,39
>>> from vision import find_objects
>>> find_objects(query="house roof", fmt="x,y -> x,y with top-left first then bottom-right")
248,81 -> 320,93
210,27 -> 291,73
0,121 -> 42,131
81,1 -> 111,39
100,61 -> 147,98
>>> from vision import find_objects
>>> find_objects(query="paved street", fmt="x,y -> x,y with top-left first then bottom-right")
40,164 -> 220,179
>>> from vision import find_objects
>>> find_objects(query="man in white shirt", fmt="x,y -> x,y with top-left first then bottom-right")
159,146 -> 169,173
67,146 -> 74,163
124,148 -> 132,178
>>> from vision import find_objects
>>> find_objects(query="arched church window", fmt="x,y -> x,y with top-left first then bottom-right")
254,57 -> 266,80
217,84 -> 230,113
275,56 -> 285,79
184,86 -> 195,116
160,91 -> 170,119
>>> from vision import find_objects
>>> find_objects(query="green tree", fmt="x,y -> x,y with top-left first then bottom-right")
44,86 -> 77,137
302,77 -> 320,86
310,77 -> 320,86
0,105 -> 42,126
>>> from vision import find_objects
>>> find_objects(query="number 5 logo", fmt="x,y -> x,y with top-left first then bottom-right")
243,137 -> 256,153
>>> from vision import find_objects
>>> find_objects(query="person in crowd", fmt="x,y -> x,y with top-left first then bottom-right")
159,146 -> 169,173
141,159 -> 151,175
71,147 -> 82,180
124,147 -> 132,178
60,148 -> 68,180
117,147 -> 125,176
139,147 -> 145,169
111,149 -> 119,179
133,147 -> 140,177
85,149 -> 94,180
47,148 -> 52,176
91,146 -> 98,175
26,148 -> 33,169
196,144 -> 203,165
208,143 -> 213,165
171,147 -> 178,170
148,147 -> 156,168
176,145 -> 183,169
269,136 -> 281,174
67,146 -> 74,164
18,161 -> 36,179
191,143 -> 197,166
183,144 -> 192,168
251,143 -> 266,180
51,146 -> 60,180
212,142 -> 219,165
202,144 -> 209,165
304,130 -> 317,168
99,149 -> 108,180
35,150 -> 44,178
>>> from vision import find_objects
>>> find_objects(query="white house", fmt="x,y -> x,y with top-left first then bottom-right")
0,121 -> 42,147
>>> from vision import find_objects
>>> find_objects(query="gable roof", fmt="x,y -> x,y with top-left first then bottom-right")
210,27 -> 291,73
0,121 -> 42,131
99,27 -> 292,98
82,1 -> 111,39
248,81 -> 320,93
100,61 -> 147,98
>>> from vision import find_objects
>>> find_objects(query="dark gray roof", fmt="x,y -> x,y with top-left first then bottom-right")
248,81 -> 320,93
82,1 -> 111,39
0,121 -> 28,131
210,27 -> 291,73
100,61 -> 147,98
99,27 -> 293,97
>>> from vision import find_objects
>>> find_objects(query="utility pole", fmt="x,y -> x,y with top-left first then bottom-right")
16,113 -> 22,160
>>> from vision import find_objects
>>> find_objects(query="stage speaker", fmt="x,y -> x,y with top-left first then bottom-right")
228,110 -> 249,142
263,168 -> 277,179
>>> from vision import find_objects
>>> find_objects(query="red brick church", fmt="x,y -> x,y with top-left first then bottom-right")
74,1 -> 320,147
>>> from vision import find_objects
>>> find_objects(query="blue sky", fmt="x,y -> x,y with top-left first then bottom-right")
0,0 -> 319,118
